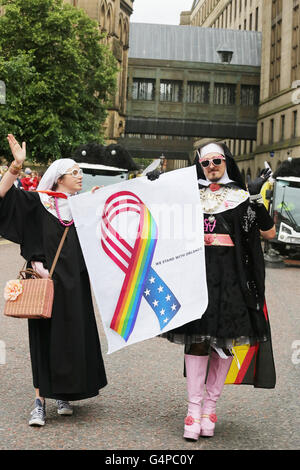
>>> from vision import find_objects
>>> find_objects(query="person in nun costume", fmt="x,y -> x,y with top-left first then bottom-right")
152,142 -> 276,440
0,135 -> 107,426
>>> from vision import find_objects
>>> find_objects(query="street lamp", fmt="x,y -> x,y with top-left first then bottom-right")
217,44 -> 233,64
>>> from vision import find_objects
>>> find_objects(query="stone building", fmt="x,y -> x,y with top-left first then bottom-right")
121,23 -> 261,171
181,0 -> 262,31
181,0 -> 300,179
64,0 -> 134,143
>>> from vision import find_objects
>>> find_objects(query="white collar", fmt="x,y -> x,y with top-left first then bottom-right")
38,191 -> 72,220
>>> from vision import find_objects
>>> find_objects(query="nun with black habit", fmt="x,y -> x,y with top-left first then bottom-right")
152,142 -> 277,440
0,134 -> 107,426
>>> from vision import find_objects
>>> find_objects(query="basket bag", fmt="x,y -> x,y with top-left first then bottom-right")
3,227 -> 69,319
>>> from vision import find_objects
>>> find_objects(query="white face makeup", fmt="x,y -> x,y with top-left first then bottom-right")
57,164 -> 83,194
200,152 -> 226,183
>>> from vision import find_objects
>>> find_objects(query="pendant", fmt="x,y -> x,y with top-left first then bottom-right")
208,215 -> 216,223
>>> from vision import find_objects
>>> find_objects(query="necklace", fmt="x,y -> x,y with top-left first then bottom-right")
199,187 -> 230,214
54,197 -> 74,227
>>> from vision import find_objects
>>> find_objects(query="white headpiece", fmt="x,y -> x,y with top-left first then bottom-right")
37,158 -> 76,191
199,143 -> 225,159
197,143 -> 234,186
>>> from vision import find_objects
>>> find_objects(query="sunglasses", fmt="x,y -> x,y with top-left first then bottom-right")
200,156 -> 225,168
64,168 -> 83,178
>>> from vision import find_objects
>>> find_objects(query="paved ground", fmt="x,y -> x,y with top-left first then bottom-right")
0,241 -> 299,451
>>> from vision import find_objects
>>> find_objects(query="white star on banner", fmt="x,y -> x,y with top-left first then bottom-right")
142,268 -> 182,331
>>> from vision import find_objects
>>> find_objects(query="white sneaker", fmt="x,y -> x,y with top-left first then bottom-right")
56,400 -> 73,415
29,398 -> 46,426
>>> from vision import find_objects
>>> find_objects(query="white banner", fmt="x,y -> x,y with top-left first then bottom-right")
69,166 -> 208,353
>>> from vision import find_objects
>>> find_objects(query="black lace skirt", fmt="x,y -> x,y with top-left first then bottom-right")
162,246 -> 269,349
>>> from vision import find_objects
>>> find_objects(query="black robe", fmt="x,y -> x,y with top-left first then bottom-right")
163,196 -> 276,388
0,186 -> 107,400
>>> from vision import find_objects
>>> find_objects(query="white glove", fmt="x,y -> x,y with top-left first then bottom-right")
31,261 -> 50,279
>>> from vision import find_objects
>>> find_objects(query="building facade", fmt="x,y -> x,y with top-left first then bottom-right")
181,0 -> 262,31
122,23 -> 261,171
181,0 -> 300,180
65,0 -> 134,143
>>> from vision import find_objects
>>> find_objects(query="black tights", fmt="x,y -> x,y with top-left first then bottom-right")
185,342 -> 210,356
185,343 -> 232,357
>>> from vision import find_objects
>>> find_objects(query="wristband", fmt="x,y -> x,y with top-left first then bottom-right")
249,193 -> 264,204
8,161 -> 22,176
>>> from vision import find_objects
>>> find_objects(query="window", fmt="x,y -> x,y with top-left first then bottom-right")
293,110 -> 298,137
269,118 -> 274,144
280,114 -> 285,140
255,7 -> 259,30
187,82 -> 210,104
132,79 -> 155,101
292,3 -> 300,83
214,83 -> 236,105
241,85 -> 260,105
160,80 -> 183,102
260,122 -> 264,145
233,139 -> 236,155
270,0 -> 282,96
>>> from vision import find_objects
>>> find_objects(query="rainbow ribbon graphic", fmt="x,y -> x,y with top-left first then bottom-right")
101,191 -> 181,342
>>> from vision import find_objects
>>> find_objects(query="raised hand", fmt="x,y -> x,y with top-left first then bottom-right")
247,168 -> 272,195
146,169 -> 160,181
7,134 -> 26,165
91,185 -> 104,193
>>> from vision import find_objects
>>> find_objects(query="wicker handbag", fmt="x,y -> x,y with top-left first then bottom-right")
3,227 -> 69,319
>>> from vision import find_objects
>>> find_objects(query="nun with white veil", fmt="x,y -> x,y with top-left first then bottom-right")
0,135 -> 107,426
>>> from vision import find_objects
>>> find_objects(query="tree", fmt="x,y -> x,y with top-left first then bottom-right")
0,0 -> 118,163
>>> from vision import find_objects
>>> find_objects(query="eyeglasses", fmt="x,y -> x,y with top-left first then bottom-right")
64,168 -> 83,178
200,156 -> 225,168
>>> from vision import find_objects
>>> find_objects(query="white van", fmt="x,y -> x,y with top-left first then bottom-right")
78,162 -> 129,192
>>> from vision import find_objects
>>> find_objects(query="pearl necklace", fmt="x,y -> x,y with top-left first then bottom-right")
54,197 -> 74,227
199,187 -> 230,214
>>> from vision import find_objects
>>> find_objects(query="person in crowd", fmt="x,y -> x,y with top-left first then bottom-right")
0,134 -> 107,426
149,142 -> 276,439
20,167 -> 33,191
28,170 -> 39,191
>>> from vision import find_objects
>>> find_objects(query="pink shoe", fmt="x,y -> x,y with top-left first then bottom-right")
183,354 -> 209,441
200,412 -> 218,437
201,351 -> 232,437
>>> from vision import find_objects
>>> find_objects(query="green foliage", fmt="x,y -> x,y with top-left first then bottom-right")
0,0 -> 118,163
